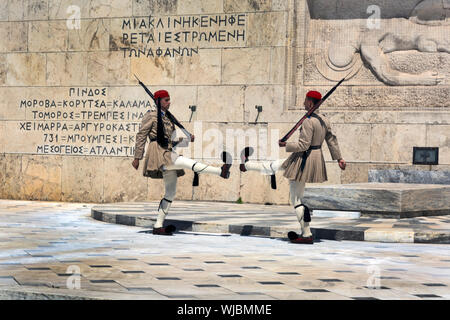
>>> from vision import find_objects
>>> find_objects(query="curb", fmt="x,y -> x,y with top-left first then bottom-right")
91,209 -> 450,244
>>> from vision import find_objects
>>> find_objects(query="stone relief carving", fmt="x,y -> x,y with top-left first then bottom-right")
314,0 -> 450,85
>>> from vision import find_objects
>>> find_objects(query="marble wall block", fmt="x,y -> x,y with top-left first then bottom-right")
307,161 -> 342,186
0,2 -> 8,21
265,122 -> 297,161
218,122 -> 269,161
121,85 -> 198,122
371,124 -> 427,163
25,0 -> 48,21
0,154 -> 5,198
369,169 -> 450,185
132,0 -> 178,16
427,125 -> 450,164
196,85 -> 244,122
224,0 -> 271,12
147,177 -> 164,200
175,169 -> 194,200
341,163 -> 369,184
396,112 -> 450,125
168,86 -> 198,122
222,48 -> 270,85
272,0 -> 289,11
6,53 -> 46,86
247,12 -> 287,47
2,121 -> 44,154
244,85 -> 286,123
267,170 -> 290,205
61,156 -> 105,203
68,19 -> 110,51
2,154 -> 23,200
103,157 -> 148,203
28,20 -> 68,52
175,49 -> 221,85
88,51 -> 131,85
270,46 -> 287,85
20,155 -> 62,201
328,124 -> 371,162
8,0 -> 28,21
131,56 -> 175,85
0,54 -> 6,85
319,111 -> 345,124
344,111 -> 398,124
240,168 -> 296,205
0,24 -> 8,52
0,87 -> 27,120
0,22 -> 28,53
239,170 -> 271,204
177,0 -> 223,14
89,0 -> 132,18
177,122 -> 257,161
49,0 -> 90,20
0,124 -> 4,154
46,52 -> 88,86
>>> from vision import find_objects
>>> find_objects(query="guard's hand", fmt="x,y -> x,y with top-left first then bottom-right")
132,159 -> 140,170
279,140 -> 286,147
338,159 -> 346,170
190,135 -> 195,142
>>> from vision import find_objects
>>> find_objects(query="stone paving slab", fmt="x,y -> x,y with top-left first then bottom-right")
91,201 -> 450,244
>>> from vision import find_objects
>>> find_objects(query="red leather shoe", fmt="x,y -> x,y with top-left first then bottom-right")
152,225 -> 176,236
291,236 -> 314,244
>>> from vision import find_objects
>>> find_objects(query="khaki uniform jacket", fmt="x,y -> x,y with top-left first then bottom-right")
134,110 -> 185,179
280,111 -> 342,183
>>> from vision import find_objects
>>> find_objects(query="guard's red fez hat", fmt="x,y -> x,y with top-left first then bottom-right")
154,90 -> 170,99
306,91 -> 322,100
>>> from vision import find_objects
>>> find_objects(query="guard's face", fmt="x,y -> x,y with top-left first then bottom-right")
304,97 -> 313,111
160,97 -> 171,110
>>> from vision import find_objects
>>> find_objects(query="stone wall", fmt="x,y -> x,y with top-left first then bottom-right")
0,0 -> 449,205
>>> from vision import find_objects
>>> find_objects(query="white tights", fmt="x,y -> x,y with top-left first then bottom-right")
243,160 -> 312,237
154,156 -> 222,228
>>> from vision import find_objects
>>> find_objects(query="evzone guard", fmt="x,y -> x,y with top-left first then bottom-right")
132,88 -> 232,236
240,91 -> 347,244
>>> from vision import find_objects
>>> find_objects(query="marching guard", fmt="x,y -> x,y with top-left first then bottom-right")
132,89 -> 232,236
240,91 -> 347,244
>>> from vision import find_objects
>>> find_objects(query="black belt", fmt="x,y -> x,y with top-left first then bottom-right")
300,145 -> 321,172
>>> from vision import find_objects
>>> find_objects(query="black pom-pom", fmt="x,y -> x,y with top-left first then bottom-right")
193,172 -> 199,186
221,151 -> 232,164
242,147 -> 254,159
270,175 -> 277,189
304,205 -> 311,222
288,231 -> 299,240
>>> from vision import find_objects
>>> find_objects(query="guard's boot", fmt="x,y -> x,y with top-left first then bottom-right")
152,225 -> 176,236
290,204 -> 314,244
239,147 -> 254,172
291,235 -> 314,244
220,151 -> 233,179
288,231 -> 314,244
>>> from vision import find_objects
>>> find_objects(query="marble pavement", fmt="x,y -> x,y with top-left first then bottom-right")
0,199 -> 449,300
